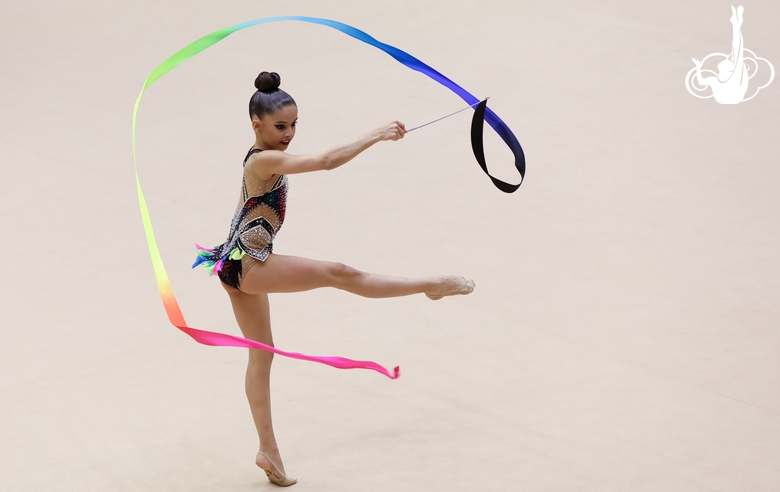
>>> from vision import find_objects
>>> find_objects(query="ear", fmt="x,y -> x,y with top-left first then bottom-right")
251,115 -> 262,134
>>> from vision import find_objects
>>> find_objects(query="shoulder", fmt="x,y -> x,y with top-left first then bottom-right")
250,150 -> 325,177
246,150 -> 285,181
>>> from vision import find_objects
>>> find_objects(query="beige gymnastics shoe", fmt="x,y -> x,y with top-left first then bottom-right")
256,450 -> 297,487
426,276 -> 475,300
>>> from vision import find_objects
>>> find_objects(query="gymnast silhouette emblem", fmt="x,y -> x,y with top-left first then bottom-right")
685,5 -> 774,104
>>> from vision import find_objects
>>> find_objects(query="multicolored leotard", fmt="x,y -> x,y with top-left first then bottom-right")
192,148 -> 288,289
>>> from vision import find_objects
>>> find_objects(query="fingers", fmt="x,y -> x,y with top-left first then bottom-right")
395,121 -> 406,140
383,120 -> 406,141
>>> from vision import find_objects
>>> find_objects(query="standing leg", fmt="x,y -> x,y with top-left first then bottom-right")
224,284 -> 294,484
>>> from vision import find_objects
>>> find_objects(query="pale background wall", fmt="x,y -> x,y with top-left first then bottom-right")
1,1 -> 778,490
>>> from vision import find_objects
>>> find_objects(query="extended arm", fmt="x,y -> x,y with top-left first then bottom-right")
252,121 -> 406,178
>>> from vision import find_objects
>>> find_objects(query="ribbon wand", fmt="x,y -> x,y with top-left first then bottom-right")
407,98 -> 489,132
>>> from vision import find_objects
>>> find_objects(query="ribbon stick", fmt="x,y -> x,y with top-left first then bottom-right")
133,16 -> 525,379
407,99 -> 487,132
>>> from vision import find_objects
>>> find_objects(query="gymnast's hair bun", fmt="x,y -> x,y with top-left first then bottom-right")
255,71 -> 281,92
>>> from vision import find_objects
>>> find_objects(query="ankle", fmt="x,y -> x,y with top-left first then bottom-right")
258,445 -> 279,454
427,277 -> 444,292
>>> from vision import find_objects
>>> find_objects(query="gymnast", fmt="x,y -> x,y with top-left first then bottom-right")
193,71 -> 474,486
692,5 -> 749,104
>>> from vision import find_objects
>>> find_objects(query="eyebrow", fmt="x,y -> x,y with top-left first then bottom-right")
274,118 -> 298,124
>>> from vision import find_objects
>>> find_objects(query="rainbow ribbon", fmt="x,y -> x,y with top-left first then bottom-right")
132,16 -> 525,380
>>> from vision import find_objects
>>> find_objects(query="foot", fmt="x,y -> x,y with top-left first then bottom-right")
425,276 -> 475,300
256,450 -> 297,487
731,5 -> 743,25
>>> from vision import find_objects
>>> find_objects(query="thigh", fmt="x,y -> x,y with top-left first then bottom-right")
238,253 -> 343,295
224,286 -> 273,346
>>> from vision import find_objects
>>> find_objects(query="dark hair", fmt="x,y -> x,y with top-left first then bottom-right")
249,71 -> 296,119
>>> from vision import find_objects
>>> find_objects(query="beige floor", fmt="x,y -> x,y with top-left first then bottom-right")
2,0 -> 779,490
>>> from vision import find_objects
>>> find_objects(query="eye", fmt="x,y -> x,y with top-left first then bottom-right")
291,121 -> 297,128
275,124 -> 285,130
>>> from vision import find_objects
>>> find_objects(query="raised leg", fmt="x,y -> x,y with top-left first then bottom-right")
730,6 -> 744,59
223,285 -> 292,481
239,253 -> 474,300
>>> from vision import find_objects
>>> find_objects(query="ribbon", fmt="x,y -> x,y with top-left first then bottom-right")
133,16 -> 525,380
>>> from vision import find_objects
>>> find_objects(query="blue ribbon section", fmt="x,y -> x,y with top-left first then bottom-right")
233,16 -> 526,192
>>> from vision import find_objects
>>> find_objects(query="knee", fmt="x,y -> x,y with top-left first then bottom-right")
248,348 -> 274,367
329,262 -> 361,286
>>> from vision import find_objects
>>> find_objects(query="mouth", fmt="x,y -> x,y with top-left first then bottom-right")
280,140 -> 290,147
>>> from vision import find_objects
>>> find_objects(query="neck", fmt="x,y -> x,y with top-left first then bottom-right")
254,137 -> 269,151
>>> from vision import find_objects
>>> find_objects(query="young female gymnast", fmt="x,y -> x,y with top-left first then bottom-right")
195,71 -> 474,486
692,5 -> 748,104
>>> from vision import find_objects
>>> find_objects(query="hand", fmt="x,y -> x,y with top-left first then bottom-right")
377,121 -> 406,141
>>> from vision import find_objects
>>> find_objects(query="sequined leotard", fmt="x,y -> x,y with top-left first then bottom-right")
193,148 -> 288,289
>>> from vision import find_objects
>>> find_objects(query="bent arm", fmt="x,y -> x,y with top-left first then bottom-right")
253,121 -> 405,178
695,66 -> 711,87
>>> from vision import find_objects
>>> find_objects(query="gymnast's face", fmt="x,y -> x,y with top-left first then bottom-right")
253,104 -> 298,151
